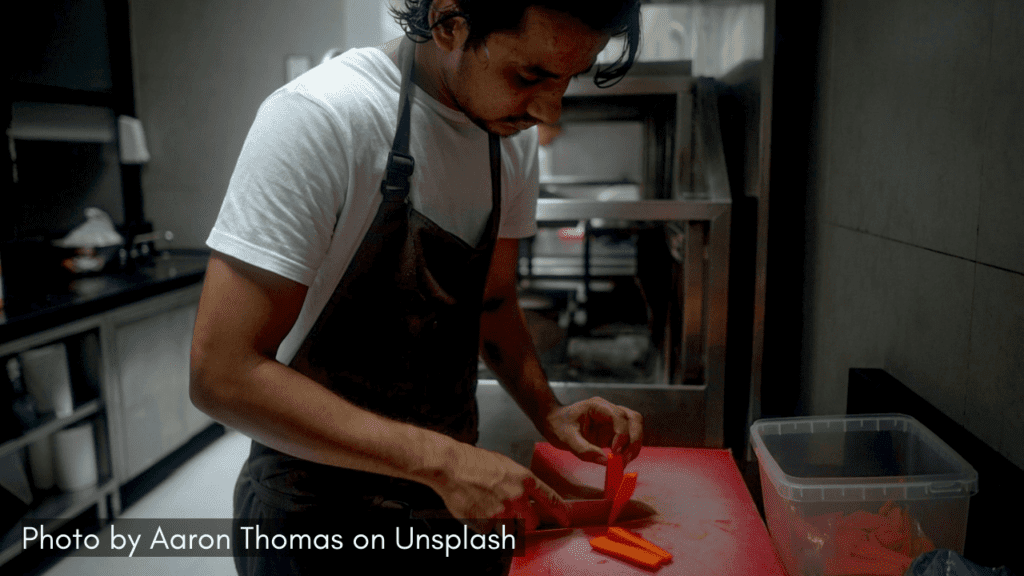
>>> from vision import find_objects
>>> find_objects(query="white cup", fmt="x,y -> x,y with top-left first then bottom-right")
21,343 -> 75,418
53,423 -> 98,492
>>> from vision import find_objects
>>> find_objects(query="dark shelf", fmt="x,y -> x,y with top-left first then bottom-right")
0,401 -> 102,460
8,82 -> 115,108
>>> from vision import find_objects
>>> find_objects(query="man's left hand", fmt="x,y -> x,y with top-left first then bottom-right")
543,397 -> 643,465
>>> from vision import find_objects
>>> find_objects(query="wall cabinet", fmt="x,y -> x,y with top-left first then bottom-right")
0,282 -> 208,567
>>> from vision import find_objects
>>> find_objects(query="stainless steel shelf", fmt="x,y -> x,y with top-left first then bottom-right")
540,176 -> 639,187
535,198 -> 730,222
523,259 -> 637,277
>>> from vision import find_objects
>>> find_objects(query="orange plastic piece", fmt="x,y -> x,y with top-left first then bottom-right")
911,535 -> 936,556
604,451 -> 624,500
607,527 -> 673,562
852,540 -> 913,573
609,472 -> 638,525
835,527 -> 868,552
825,554 -> 906,576
590,535 -> 664,569
844,510 -> 883,531
815,502 -> 935,576
896,509 -> 913,556
872,525 -> 900,549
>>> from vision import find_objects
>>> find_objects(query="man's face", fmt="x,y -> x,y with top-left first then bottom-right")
438,7 -> 610,137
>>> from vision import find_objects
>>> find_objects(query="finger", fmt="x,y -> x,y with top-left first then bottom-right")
511,496 -> 539,532
626,410 -> 644,462
524,476 -> 570,528
580,400 -> 630,451
566,432 -> 607,464
561,420 -> 608,463
612,407 -> 633,448
612,431 -> 629,454
615,409 -> 643,463
502,484 -> 541,532
592,406 -> 630,456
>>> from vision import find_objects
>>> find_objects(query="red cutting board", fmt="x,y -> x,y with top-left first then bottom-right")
512,443 -> 788,575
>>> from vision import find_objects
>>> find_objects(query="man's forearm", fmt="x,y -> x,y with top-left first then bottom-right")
191,355 -> 460,492
479,289 -> 563,435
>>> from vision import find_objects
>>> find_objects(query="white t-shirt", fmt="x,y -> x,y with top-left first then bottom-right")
207,46 -> 540,365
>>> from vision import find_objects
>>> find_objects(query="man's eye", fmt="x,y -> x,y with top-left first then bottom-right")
517,75 -> 542,87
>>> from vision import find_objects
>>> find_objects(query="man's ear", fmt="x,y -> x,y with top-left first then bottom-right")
429,0 -> 469,53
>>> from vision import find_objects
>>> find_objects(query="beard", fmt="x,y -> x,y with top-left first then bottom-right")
445,76 -> 534,138
456,100 -> 532,138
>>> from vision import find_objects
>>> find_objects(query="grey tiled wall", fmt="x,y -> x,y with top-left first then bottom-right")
804,0 -> 1023,469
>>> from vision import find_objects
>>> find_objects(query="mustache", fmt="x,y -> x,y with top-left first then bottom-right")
502,115 -> 536,125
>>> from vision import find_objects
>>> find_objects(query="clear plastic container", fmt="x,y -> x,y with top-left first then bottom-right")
750,414 -> 978,576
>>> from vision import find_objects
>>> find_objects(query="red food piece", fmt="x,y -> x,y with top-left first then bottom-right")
872,525 -> 900,549
852,540 -> 913,573
911,535 -> 936,556
609,472 -> 637,525
590,535 -> 664,569
825,554 -> 905,576
604,451 -> 624,500
878,501 -> 897,516
821,503 -> 933,576
844,510 -> 883,531
607,527 -> 673,562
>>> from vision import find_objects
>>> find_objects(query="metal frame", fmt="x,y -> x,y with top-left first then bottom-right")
517,69 -> 733,448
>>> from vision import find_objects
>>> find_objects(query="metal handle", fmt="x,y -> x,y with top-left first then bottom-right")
132,230 -> 174,245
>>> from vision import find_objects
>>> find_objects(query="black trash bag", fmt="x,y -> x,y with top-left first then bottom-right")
907,550 -> 1018,576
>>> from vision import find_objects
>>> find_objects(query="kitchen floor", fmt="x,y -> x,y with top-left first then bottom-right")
41,427 -> 250,576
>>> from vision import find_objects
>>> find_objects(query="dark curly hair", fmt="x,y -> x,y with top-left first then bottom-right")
389,0 -> 641,87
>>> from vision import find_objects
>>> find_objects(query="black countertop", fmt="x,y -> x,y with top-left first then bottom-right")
0,250 -> 210,344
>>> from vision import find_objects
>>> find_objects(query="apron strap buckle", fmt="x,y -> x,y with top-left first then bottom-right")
381,151 -> 415,201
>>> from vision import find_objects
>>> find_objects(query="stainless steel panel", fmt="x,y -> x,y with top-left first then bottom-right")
475,380 -> 708,467
682,221 -> 705,383
509,67 -> 733,449
535,199 -> 728,221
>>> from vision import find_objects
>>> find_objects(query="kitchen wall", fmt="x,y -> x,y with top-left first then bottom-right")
800,0 -> 1023,468
130,1 -> 766,250
129,0 -> 387,249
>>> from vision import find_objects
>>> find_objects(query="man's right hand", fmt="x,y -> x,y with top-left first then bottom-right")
434,445 -> 570,534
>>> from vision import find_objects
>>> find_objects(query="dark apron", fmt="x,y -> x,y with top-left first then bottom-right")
233,39 -> 510,575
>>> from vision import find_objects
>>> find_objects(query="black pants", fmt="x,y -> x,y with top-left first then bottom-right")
232,461 -> 513,575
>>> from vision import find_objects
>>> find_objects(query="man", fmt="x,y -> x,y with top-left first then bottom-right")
190,1 -> 643,573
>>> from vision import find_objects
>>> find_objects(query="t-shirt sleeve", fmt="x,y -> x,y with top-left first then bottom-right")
207,89 -> 348,286
498,128 -> 540,239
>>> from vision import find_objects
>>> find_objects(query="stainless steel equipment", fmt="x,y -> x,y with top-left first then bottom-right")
478,62 -> 734,455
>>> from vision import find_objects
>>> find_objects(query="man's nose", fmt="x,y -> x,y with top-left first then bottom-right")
527,85 -> 565,125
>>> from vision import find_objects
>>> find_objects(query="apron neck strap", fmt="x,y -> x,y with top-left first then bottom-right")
381,38 -> 417,201
380,37 -> 502,228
